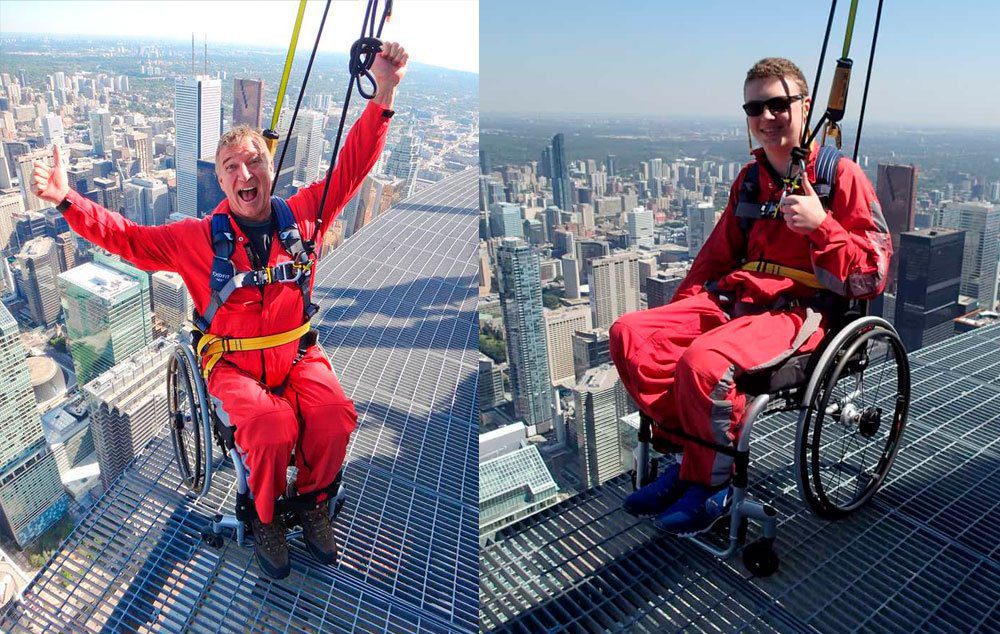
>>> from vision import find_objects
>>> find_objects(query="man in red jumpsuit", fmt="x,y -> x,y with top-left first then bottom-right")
33,43 -> 409,579
610,58 -> 890,534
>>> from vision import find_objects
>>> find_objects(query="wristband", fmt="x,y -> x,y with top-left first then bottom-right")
56,197 -> 72,212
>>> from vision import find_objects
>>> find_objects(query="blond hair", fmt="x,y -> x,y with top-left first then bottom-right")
214,125 -> 270,169
744,57 -> 810,96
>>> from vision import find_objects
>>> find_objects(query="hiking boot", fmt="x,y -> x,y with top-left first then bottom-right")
299,505 -> 338,565
653,483 -> 732,536
250,515 -> 290,580
623,460 -> 683,517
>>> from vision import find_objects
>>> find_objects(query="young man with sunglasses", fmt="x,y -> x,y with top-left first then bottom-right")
610,57 -> 890,534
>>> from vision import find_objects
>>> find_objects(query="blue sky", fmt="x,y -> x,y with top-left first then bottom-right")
0,0 -> 478,73
482,0 -> 999,127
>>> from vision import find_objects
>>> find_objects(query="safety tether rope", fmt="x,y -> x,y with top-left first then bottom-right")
264,0 -> 309,156
853,0 -> 885,162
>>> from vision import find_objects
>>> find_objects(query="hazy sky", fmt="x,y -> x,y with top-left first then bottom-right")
1,0 -> 479,73
482,0 -> 999,127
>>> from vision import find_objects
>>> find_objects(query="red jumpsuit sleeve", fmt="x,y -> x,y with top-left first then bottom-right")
672,172 -> 748,302
806,159 -> 891,299
288,100 -> 392,239
60,189 -> 193,272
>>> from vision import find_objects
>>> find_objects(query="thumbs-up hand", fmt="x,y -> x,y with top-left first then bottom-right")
780,174 -> 827,235
32,145 -> 70,206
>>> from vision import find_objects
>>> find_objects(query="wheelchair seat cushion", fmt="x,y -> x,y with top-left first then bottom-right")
735,351 -> 812,396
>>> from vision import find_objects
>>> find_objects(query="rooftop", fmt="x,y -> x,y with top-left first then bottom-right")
480,445 -> 558,505
58,262 -> 139,300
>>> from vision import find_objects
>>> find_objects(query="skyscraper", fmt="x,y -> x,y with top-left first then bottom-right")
0,305 -> 68,547
590,251 -> 641,329
876,164 -> 917,293
59,258 -> 153,384
151,270 -> 191,332
16,147 -> 54,212
296,110 -> 325,185
894,228 -> 965,351
123,176 -> 170,226
174,75 -> 221,217
479,445 -> 559,537
89,108 -> 113,156
647,270 -> 685,309
385,127 -> 420,199
478,356 -> 505,411
232,78 -> 264,129
196,159 -> 225,217
489,202 -> 523,239
550,133 -> 572,211
938,201 -> 1000,311
543,305 -> 592,386
627,207 -> 654,248
688,201 -> 718,259
574,364 -> 631,489
16,237 -> 62,327
562,253 -> 581,299
123,130 -> 152,175
498,238 -> 554,431
41,113 -> 64,146
572,329 -> 611,383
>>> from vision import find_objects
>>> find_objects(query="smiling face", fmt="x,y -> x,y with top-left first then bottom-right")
744,75 -> 810,154
216,135 -> 274,222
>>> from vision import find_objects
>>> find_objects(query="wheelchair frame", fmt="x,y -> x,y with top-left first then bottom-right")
167,331 -> 347,550
632,311 -> 911,576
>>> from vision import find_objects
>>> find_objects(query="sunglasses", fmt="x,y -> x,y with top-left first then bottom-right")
742,94 -> 805,117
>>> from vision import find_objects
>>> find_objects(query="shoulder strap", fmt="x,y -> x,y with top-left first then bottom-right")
270,196 -> 319,320
735,162 -> 762,236
813,145 -> 842,203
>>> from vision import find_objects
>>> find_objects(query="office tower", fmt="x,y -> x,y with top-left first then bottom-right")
478,356 -> 505,411
0,144 -> 12,189
543,305 -> 592,386
479,149 -> 491,175
273,133 -> 304,198
576,239 -> 611,285
341,173 -> 402,238
876,164 -> 918,294
16,147 -> 55,212
539,146 -> 551,180
637,257 -> 658,293
123,131 -> 152,174
385,127 -> 420,199
16,237 -> 62,327
174,75 -> 221,217
606,154 -> 616,178
524,218 -> 545,246
196,159 -> 225,217
0,189 -> 23,252
688,201 -> 718,259
572,329 -> 611,383
0,305 -> 68,547
551,133 -> 572,211
479,444 -> 559,537
277,109 -> 326,186
939,201 -> 1000,311
59,258 -> 153,384
590,252 -> 641,329
13,211 -> 47,253
151,271 -> 191,332
123,176 -> 170,226
489,202 -> 523,239
498,238 -> 554,430
232,78 -> 264,128
574,364 -> 631,489
54,231 -> 75,272
83,337 -> 174,490
562,254 -> 581,299
91,176 -> 122,212
647,270 -> 685,309
552,229 -> 575,261
41,113 -> 64,146
894,228 -> 965,351
89,108 -> 113,156
627,207 -> 654,248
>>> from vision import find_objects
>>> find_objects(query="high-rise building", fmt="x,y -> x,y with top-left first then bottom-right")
123,176 -> 170,226
196,159 -> 225,216
574,364 -> 631,489
627,207 -> 655,248
16,147 -> 55,212
479,149 -> 491,175
489,202 -> 523,239
0,305 -> 68,547
174,75 -> 221,217
0,189 -> 24,252
479,444 -> 559,538
151,271 -> 191,332
273,133 -> 304,198
385,127 -> 420,199
576,239 -> 610,284
590,251 -> 641,329
688,201 -> 718,259
59,258 -> 153,384
894,228 -> 965,351
498,238 -> 554,431
123,131 -> 152,175
89,108 -> 113,156
876,164 -> 917,293
572,329 -> 611,383
478,356 -> 505,411
606,154 -> 616,178
92,176 -> 122,212
232,78 -> 264,129
647,270 -> 685,309
938,201 -> 1000,311
83,337 -> 174,490
0,144 -> 13,189
550,133 -> 572,211
562,253 -> 581,299
543,305 -> 592,386
278,109 -> 326,186
16,237 -> 62,327
41,113 -> 64,146
341,173 -> 402,239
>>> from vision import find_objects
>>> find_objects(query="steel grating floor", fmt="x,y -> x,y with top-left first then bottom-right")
480,323 -> 1000,633
2,169 -> 481,634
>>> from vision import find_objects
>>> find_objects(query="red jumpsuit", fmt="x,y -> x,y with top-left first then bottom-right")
610,146 -> 891,487
60,101 -> 392,523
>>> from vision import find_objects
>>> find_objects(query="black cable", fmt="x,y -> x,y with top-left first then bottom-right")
272,0 -> 335,197
802,0 -> 839,149
853,0 -> 885,162
311,0 -> 393,251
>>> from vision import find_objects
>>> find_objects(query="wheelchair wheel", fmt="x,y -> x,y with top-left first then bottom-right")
167,344 -> 214,498
795,316 -> 910,519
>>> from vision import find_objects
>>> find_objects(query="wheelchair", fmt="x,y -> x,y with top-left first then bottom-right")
166,329 -> 347,550
632,300 -> 911,576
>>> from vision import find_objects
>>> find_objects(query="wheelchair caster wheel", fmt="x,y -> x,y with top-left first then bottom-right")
202,529 -> 224,549
743,539 -> 779,577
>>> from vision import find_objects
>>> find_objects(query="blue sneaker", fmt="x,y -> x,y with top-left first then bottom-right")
623,461 -> 682,516
653,483 -> 732,536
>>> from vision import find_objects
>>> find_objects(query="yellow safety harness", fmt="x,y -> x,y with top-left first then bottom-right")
196,322 -> 312,381
741,261 -> 824,289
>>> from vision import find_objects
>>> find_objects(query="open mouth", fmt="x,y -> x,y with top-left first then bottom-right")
238,186 -> 258,203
